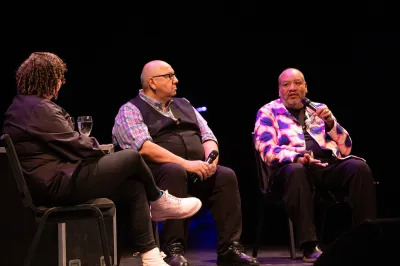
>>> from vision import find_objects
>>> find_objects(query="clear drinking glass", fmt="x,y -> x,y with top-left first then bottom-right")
77,116 -> 93,136
70,117 -> 75,130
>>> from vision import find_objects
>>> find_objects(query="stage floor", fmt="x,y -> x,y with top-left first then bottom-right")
120,246 -> 310,265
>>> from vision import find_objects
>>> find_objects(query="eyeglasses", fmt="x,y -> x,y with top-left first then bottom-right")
151,73 -> 176,80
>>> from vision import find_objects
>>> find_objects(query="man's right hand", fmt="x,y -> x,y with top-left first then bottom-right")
140,141 -> 217,178
184,160 -> 216,180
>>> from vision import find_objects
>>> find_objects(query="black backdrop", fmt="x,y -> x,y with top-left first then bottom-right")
1,29 -> 399,244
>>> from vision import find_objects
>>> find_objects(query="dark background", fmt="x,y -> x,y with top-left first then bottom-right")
1,25 -> 399,245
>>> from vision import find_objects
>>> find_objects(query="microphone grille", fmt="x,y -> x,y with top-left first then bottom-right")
301,97 -> 310,105
209,150 -> 219,159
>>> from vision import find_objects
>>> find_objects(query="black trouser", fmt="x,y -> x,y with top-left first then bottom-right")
270,158 -> 376,246
148,162 -> 242,254
71,149 -> 161,253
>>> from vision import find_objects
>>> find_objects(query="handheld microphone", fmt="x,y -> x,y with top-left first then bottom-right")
192,150 -> 219,183
205,150 -> 219,164
301,97 -> 333,121
301,97 -> 317,112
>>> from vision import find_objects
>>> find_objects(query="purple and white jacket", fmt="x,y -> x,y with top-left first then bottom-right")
254,99 -> 353,166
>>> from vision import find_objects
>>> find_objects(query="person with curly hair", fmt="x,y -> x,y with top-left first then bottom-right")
3,52 -> 202,266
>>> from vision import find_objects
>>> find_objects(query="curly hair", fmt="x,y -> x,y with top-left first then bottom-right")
16,52 -> 67,98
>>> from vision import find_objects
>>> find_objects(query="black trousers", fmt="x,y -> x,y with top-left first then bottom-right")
148,162 -> 242,254
71,149 -> 161,253
270,158 -> 376,246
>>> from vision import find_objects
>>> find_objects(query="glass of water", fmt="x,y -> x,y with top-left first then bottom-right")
69,117 -> 75,130
77,116 -> 93,136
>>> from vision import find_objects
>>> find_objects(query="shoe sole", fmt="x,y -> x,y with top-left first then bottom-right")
151,201 -> 202,222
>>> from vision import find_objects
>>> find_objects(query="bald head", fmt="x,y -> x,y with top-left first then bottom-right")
140,60 -> 178,104
278,68 -> 305,85
141,60 -> 172,89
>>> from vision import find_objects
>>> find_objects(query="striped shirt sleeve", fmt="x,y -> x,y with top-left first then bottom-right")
193,107 -> 218,144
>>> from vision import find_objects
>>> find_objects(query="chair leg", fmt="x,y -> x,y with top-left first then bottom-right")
112,210 -> 117,266
93,209 -> 112,266
288,218 -> 296,260
24,218 -> 49,266
252,202 -> 265,258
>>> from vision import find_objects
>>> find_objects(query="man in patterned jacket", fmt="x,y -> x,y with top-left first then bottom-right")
254,68 -> 376,263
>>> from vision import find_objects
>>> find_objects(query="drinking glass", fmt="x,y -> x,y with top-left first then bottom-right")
77,116 -> 93,136
69,117 -> 75,130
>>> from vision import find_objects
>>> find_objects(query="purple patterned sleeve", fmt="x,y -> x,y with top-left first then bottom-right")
193,108 -> 218,144
254,104 -> 301,165
112,102 -> 152,151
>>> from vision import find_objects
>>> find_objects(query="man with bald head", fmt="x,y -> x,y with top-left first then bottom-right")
254,68 -> 376,262
112,60 -> 259,266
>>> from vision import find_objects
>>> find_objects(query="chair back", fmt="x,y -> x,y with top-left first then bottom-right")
1,134 -> 36,211
252,132 -> 272,194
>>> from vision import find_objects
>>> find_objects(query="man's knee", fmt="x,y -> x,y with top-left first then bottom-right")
350,159 -> 371,172
216,166 -> 238,187
347,159 -> 374,183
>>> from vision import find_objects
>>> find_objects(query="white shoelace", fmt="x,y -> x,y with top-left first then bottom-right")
164,191 -> 182,204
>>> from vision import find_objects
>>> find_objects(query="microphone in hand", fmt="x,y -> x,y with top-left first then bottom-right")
301,97 -> 333,122
301,97 -> 317,112
192,150 -> 219,183
205,150 -> 219,164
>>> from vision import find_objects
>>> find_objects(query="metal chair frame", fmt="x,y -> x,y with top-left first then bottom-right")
1,134 -> 115,266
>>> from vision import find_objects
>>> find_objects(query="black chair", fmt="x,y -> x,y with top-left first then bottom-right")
0,134 -> 115,266
251,132 -> 354,259
251,133 -> 296,259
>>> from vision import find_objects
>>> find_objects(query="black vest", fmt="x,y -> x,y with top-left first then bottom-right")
131,96 -> 205,161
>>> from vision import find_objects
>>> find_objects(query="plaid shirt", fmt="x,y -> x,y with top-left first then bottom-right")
112,89 -> 217,150
254,99 -> 352,166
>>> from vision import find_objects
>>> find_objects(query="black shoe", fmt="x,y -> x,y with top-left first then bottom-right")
164,242 -> 190,266
217,241 -> 259,266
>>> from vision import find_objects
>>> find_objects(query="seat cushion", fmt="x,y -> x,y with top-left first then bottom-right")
35,198 -> 116,219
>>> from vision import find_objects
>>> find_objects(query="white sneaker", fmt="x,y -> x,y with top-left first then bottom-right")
150,190 -> 202,221
141,247 -> 169,266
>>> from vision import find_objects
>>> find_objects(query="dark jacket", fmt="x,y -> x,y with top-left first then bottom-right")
2,95 -> 103,205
